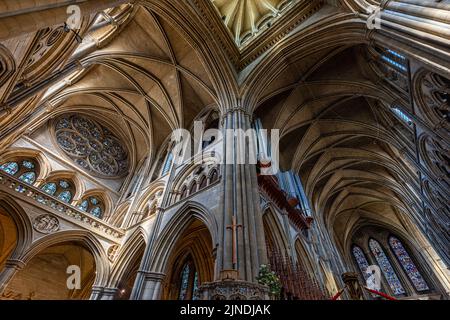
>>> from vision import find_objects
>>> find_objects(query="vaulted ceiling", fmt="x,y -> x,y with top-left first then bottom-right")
254,45 -> 421,249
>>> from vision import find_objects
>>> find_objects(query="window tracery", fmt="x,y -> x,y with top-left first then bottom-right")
0,159 -> 38,185
54,115 -> 129,178
41,179 -> 74,203
77,196 -> 104,218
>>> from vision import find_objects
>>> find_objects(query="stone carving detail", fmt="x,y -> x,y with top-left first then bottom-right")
196,280 -> 270,300
107,244 -> 120,262
33,214 -> 60,234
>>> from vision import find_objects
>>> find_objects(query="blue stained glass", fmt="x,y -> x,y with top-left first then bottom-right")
18,172 -> 36,184
90,206 -> 102,218
387,49 -> 406,60
352,246 -> 370,280
78,200 -> 89,211
392,107 -> 413,126
161,151 -> 173,176
90,197 -> 99,205
57,190 -> 72,203
192,272 -> 199,300
369,239 -> 405,295
0,162 -> 19,175
389,237 -> 429,292
42,182 -> 57,195
178,264 -> 190,300
22,160 -> 35,169
382,55 -> 408,72
59,180 -> 70,188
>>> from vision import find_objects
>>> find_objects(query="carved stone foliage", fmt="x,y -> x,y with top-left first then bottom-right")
54,114 -> 129,178
107,244 -> 120,262
196,280 -> 270,300
33,214 -> 60,234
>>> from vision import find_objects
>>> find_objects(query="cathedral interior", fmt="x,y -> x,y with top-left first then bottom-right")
0,0 -> 449,300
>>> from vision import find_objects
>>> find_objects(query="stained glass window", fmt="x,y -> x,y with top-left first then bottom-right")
90,206 -> 102,218
77,196 -> 104,218
0,162 -> 19,175
369,239 -> 405,295
78,200 -> 89,211
18,172 -> 36,184
392,107 -> 413,126
22,160 -> 35,169
55,114 -> 129,177
352,246 -> 370,281
59,180 -> 70,188
57,190 -> 72,203
389,237 -> 429,292
178,264 -> 190,300
42,182 -> 57,195
210,169 -> 218,183
161,151 -> 173,176
1,159 -> 38,185
192,272 -> 199,300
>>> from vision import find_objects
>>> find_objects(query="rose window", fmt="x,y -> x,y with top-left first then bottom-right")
55,115 -> 129,177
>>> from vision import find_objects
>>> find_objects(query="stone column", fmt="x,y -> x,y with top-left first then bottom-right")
0,259 -> 25,295
138,272 -> 165,300
218,107 -> 267,282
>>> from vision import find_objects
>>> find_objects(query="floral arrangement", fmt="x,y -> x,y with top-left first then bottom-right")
256,264 -> 282,299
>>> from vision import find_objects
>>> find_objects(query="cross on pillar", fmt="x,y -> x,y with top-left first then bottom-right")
226,215 -> 242,270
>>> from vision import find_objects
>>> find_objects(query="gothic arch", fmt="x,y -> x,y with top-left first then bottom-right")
20,230 -> 110,287
150,201 -> 218,274
0,193 -> 33,262
109,228 -> 146,298
37,170 -> 85,203
76,189 -> 113,220
0,148 -> 51,184
262,207 -> 289,256
347,223 -> 443,297
108,201 -> 130,227
293,237 -> 316,278
159,217 -> 215,300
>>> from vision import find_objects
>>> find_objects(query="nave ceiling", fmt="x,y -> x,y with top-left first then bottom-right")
0,0 -> 448,254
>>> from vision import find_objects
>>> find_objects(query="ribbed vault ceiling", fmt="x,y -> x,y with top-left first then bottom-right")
254,45 -> 421,248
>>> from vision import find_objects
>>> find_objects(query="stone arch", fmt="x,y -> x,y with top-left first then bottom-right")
262,206 -> 289,257
0,148 -> 51,184
109,228 -> 147,299
150,201 -> 218,275
2,229 -> 109,300
159,215 -> 215,300
109,201 -> 130,227
293,237 -> 316,278
20,230 -> 110,288
38,170 -> 85,203
345,221 -> 445,298
0,193 -> 32,265
76,188 -> 113,220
